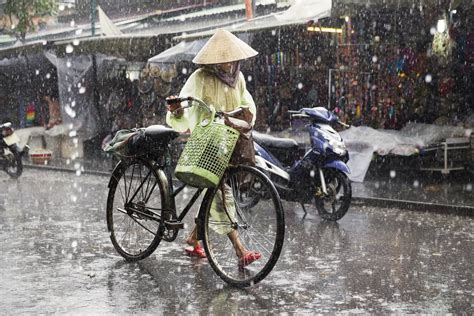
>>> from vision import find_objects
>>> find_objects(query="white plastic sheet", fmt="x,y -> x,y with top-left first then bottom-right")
340,123 -> 470,182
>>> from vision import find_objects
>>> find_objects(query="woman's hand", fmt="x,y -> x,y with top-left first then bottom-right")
166,95 -> 184,117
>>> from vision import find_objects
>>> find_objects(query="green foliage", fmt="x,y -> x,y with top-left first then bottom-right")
4,0 -> 57,41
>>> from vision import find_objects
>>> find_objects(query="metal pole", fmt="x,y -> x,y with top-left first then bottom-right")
90,0 -> 96,36
328,69 -> 332,109
90,1 -> 101,133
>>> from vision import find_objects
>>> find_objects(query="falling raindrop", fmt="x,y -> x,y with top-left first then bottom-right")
425,74 -> 432,83
466,184 -> 472,192
70,20 -> 75,27
35,69 -> 40,75
45,73 -> 51,79
69,131 -> 77,137
66,61 -> 72,68
73,39 -> 80,46
65,105 -> 76,118
79,87 -> 86,94
310,170 -> 315,178
71,240 -> 78,248
413,180 -> 420,188
75,29 -> 83,35
390,170 -> 396,178
372,56 -> 378,63
65,44 -> 74,54
182,68 -> 188,75
271,30 -> 276,36
430,27 -> 436,35
247,75 -> 252,82
297,83 -> 303,89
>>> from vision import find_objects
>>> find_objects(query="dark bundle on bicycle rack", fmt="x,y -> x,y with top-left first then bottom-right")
104,126 -> 179,162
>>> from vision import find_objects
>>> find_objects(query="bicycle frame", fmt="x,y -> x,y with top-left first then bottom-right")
106,96 -> 286,287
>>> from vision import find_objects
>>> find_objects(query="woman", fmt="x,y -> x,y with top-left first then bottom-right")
166,29 -> 260,266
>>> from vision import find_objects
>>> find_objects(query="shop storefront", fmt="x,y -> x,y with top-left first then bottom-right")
331,0 -> 473,129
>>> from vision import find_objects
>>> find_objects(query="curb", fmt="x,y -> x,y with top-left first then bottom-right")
24,163 -> 473,216
352,196 -> 474,216
24,163 -> 111,177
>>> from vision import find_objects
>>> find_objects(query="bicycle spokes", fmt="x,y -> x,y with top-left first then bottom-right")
202,166 -> 285,286
107,160 -> 164,261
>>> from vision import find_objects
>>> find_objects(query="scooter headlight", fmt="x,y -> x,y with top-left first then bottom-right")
328,139 -> 347,156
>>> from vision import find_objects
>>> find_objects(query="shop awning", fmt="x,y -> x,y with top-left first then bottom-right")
148,39 -> 207,64
174,0 -> 332,41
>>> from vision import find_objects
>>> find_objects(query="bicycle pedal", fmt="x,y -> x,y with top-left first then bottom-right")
164,220 -> 184,230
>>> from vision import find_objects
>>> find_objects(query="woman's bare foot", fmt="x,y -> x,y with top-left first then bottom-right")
185,236 -> 195,246
228,230 -> 247,258
186,226 -> 198,246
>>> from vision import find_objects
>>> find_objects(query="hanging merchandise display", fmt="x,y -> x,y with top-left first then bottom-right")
432,30 -> 454,62
25,102 -> 36,127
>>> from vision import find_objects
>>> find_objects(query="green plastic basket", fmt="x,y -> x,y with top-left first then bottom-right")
175,121 -> 239,188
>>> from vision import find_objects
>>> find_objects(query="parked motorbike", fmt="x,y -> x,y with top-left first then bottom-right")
252,107 -> 351,221
0,122 -> 27,178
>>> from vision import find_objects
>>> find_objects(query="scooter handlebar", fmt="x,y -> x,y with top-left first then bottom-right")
338,121 -> 350,128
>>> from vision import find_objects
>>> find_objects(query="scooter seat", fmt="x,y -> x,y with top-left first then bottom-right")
252,131 -> 299,149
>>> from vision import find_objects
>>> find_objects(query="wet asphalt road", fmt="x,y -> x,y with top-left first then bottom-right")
0,169 -> 472,314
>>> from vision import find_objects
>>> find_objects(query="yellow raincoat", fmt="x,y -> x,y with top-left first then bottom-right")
166,68 -> 256,235
166,68 -> 256,131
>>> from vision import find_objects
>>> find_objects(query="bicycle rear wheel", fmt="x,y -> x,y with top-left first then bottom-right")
106,159 -> 165,261
199,165 -> 285,287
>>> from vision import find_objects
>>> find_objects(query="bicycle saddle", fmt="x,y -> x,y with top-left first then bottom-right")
144,125 -> 179,142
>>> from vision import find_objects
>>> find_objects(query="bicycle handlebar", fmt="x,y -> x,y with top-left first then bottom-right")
166,96 -> 213,114
166,96 -> 230,118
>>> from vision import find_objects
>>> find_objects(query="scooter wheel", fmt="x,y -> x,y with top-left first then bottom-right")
314,169 -> 351,221
5,146 -> 23,178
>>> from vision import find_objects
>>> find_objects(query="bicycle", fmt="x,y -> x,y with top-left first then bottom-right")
106,97 -> 285,287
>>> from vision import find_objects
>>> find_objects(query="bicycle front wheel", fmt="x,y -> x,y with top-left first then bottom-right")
199,165 -> 285,287
106,159 -> 165,261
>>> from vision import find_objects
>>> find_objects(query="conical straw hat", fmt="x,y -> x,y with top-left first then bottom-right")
192,29 -> 258,64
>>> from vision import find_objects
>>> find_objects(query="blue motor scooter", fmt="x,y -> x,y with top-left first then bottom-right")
252,107 -> 351,221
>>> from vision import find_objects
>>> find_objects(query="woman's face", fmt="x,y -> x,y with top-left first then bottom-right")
216,62 -> 237,74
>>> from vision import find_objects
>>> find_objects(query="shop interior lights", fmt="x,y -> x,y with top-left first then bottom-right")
437,19 -> 447,33
307,26 -> 343,33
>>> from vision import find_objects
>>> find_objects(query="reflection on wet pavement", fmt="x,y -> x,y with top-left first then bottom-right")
0,170 -> 472,313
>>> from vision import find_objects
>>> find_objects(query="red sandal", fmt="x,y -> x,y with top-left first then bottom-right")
185,245 -> 207,258
238,251 -> 262,267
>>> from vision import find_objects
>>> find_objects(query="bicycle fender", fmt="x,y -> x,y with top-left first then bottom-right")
108,160 -> 125,188
156,168 -> 173,212
323,160 -> 351,174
